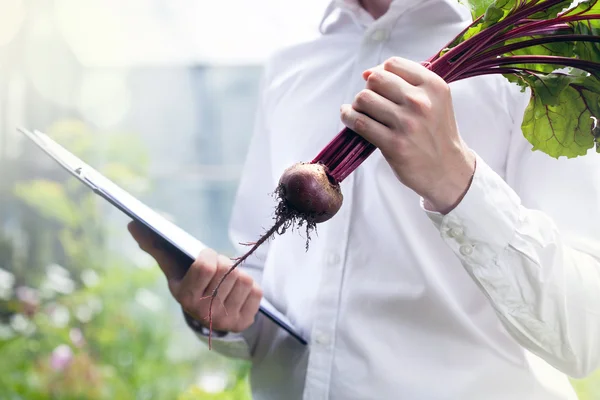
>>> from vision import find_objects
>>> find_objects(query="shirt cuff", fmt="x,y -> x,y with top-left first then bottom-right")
421,153 -> 522,257
182,309 -> 259,360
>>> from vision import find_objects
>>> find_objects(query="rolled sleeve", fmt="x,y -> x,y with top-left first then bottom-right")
421,151 -> 600,378
423,152 -> 521,253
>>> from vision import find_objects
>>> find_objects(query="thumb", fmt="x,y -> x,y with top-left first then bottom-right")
127,221 -> 185,289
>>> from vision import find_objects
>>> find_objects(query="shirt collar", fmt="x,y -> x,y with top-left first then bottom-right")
319,0 -> 471,34
318,0 -> 371,34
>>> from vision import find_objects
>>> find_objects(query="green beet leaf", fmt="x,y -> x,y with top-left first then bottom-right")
528,0 -> 573,20
517,72 -> 600,157
503,36 -> 575,73
450,0 -> 600,158
563,0 -> 600,16
430,0 -> 600,159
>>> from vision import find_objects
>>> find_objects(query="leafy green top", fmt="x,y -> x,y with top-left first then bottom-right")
444,0 -> 600,158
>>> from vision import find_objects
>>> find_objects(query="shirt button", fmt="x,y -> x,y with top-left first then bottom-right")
326,253 -> 341,265
314,332 -> 330,346
370,29 -> 389,42
459,244 -> 474,256
449,227 -> 464,239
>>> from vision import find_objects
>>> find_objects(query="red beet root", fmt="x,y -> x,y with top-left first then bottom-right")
278,163 -> 343,224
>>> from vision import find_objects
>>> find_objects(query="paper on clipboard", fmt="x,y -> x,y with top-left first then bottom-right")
18,127 -> 307,346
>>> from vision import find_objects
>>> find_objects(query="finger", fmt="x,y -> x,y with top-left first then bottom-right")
341,103 -> 393,150
380,57 -> 428,86
128,221 -> 167,256
363,69 -> 415,106
204,256 -> 239,303
222,272 -> 254,315
352,89 -> 400,129
175,249 -> 218,305
239,283 -> 263,322
128,221 -> 153,250
128,221 -> 182,283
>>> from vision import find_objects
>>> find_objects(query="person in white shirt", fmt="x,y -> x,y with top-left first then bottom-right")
128,0 -> 600,399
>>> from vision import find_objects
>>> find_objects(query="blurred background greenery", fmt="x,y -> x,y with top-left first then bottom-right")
0,1 -> 599,399
0,0 -> 325,398
0,120 -> 254,399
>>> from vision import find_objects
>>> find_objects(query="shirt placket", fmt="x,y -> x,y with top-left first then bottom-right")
302,18 -> 394,400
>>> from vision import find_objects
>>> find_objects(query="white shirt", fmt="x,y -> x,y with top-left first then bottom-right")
189,1 -> 600,399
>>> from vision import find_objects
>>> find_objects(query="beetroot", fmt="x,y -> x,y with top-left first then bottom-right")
277,163 -> 343,224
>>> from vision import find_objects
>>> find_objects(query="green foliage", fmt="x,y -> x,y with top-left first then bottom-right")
178,380 -> 252,400
459,0 -> 497,21
461,0 -> 569,23
512,68 -> 600,158
502,37 -> 575,74
11,119 -> 151,276
0,265 -> 188,399
0,119 -> 251,399
0,261 -> 252,400
453,0 -> 571,47
14,180 -> 79,228
453,0 -> 518,44
563,0 -> 600,16
571,369 -> 600,400
442,0 -> 600,158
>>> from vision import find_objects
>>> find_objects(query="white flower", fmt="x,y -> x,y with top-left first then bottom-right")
10,314 -> 35,335
0,268 -> 15,299
49,304 -> 70,328
75,296 -> 103,323
0,286 -> 12,301
41,264 -> 75,295
80,269 -> 99,287
74,305 -> 92,323
197,371 -> 229,394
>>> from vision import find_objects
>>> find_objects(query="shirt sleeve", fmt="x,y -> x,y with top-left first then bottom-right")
184,70 -> 277,360
422,85 -> 600,379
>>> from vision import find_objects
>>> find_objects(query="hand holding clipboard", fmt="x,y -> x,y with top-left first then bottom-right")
18,127 -> 307,346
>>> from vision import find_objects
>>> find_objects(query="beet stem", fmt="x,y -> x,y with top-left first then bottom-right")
312,128 -> 375,183
335,144 -> 376,182
312,128 -> 349,164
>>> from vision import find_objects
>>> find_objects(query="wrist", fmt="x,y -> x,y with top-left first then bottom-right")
182,309 -> 228,337
423,146 -> 476,214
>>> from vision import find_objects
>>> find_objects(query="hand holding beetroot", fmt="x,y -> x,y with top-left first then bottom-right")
341,57 -> 476,214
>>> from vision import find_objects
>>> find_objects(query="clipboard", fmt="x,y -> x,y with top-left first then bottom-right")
18,127 -> 307,346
